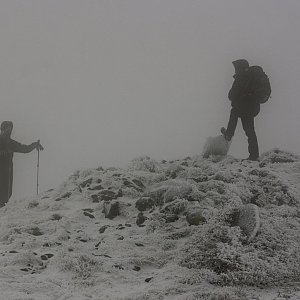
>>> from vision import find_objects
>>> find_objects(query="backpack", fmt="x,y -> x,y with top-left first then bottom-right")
249,66 -> 271,104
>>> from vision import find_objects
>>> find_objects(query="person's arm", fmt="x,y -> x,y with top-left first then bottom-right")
10,139 -> 42,153
228,78 -> 240,101
229,74 -> 253,102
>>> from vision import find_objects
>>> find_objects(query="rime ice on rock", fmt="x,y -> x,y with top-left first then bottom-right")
233,204 -> 260,242
0,148 -> 299,298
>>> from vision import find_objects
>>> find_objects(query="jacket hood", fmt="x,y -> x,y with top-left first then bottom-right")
1,121 -> 13,131
232,59 -> 249,74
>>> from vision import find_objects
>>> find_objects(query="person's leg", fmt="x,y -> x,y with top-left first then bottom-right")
8,164 -> 13,200
224,108 -> 239,140
0,167 -> 10,208
241,115 -> 259,160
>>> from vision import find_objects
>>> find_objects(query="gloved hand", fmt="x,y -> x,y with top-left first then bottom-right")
36,140 -> 44,151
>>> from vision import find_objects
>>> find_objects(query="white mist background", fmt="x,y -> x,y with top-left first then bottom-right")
0,0 -> 299,199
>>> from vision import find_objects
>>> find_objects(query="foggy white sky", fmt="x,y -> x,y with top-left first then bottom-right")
1,0 -> 300,199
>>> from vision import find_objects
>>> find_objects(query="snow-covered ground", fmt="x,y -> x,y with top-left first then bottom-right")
0,149 -> 299,300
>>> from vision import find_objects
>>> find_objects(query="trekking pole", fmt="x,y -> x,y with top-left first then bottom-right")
36,140 -> 40,195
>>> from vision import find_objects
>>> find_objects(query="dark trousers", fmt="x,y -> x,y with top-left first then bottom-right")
0,164 -> 13,208
226,108 -> 259,159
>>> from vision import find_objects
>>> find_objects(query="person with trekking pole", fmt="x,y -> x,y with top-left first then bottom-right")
0,121 -> 44,208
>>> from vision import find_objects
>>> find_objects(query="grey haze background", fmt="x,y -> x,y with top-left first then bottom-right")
1,0 -> 299,199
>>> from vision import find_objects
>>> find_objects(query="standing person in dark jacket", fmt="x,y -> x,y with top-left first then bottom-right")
0,121 -> 44,207
221,59 -> 270,161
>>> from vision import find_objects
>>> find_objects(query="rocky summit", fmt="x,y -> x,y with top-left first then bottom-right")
0,149 -> 299,299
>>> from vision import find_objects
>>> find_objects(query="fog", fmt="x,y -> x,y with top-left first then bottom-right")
1,0 -> 299,199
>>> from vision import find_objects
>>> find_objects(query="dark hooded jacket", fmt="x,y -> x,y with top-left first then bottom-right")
0,135 -> 37,207
228,60 -> 262,117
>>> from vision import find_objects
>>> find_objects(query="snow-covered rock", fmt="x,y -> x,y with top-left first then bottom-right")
0,148 -> 299,299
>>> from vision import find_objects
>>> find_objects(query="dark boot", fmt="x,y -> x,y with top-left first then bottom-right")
242,156 -> 259,162
220,127 -> 232,141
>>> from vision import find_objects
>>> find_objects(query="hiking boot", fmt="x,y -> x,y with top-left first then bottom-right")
242,156 -> 259,162
220,127 -> 231,141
